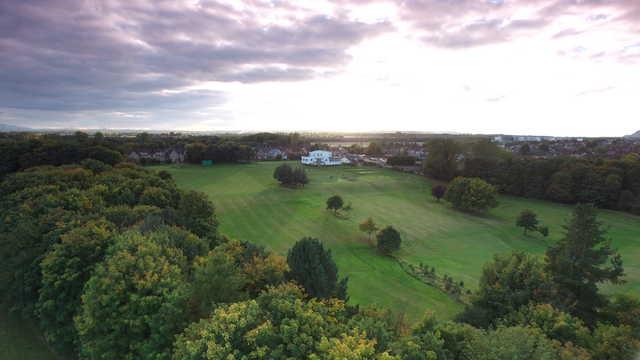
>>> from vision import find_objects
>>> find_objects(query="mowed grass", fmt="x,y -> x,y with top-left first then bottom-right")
156,161 -> 640,320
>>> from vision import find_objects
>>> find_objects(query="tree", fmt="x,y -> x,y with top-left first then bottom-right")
75,232 -> 190,360
36,221 -> 114,355
366,142 -> 384,156
376,226 -> 401,255
274,164 -> 308,187
286,237 -> 347,299
172,284 -> 392,359
326,195 -> 344,214
458,252 -> 553,328
516,209 -> 539,235
273,163 -> 293,185
423,139 -> 461,181
444,177 -> 498,213
546,171 -> 574,203
431,185 -> 446,202
545,204 -> 624,325
191,249 -> 248,318
292,166 -> 309,186
590,324 -> 640,360
359,217 -> 378,243
176,190 -> 218,240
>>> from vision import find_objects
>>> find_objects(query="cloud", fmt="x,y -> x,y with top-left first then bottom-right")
0,0 -> 390,115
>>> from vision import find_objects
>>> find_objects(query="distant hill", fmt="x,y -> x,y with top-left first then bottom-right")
626,130 -> 640,138
0,123 -> 33,132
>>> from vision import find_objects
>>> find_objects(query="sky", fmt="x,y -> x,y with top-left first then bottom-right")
1,0 -> 639,136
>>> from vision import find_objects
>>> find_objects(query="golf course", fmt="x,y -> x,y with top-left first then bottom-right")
156,161 -> 640,320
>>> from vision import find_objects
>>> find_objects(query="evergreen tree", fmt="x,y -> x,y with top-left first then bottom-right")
286,237 -> 348,299
545,204 -> 624,325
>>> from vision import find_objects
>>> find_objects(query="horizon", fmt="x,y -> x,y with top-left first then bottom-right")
1,1 -> 639,136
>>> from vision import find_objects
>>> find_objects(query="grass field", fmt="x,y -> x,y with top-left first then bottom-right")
156,161 -> 640,321
0,306 -> 56,360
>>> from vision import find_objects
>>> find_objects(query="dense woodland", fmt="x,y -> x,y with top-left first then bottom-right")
1,132 -> 639,359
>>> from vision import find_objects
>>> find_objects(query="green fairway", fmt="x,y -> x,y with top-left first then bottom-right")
156,161 -> 640,320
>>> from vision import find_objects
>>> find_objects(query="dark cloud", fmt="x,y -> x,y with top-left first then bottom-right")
0,0 -> 390,116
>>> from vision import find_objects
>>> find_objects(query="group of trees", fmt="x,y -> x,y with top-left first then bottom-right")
273,163 -> 309,187
359,217 -> 402,255
455,204 -> 637,358
185,141 -> 254,164
0,132 -> 124,176
387,154 -> 417,166
423,137 -> 640,215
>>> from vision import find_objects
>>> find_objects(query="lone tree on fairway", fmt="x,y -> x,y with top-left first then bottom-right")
326,195 -> 344,214
376,226 -> 401,255
444,177 -> 498,213
546,204 -> 624,325
286,237 -> 348,300
431,185 -> 447,202
516,209 -> 539,235
359,217 -> 378,243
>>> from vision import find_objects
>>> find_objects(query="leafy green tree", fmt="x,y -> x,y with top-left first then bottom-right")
470,326 -> 560,360
273,163 -> 293,185
274,164 -> 308,187
392,313 -> 446,360
75,231 -> 190,360
546,171 -> 574,203
326,195 -> 344,213
545,204 -> 624,325
502,303 -> 591,348
423,139 -> 461,181
286,237 -> 348,299
173,283 -> 388,359
36,221 -> 114,355
517,209 -> 539,235
191,249 -> 248,318
458,252 -> 553,328
590,323 -> 639,360
292,166 -> 309,186
601,294 -> 640,338
444,177 -> 498,213
176,190 -> 218,240
359,217 -> 378,243
139,186 -> 173,208
376,226 -> 401,255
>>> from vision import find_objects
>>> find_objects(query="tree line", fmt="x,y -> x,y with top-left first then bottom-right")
424,138 -> 640,215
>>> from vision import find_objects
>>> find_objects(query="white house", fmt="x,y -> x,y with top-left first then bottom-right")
301,150 -> 347,166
